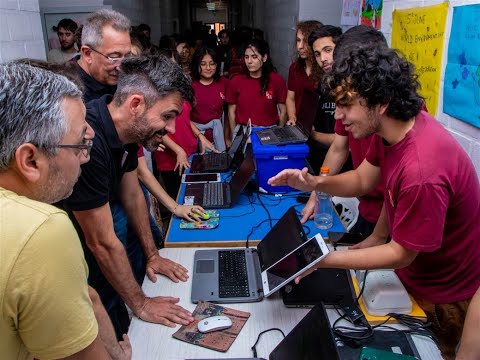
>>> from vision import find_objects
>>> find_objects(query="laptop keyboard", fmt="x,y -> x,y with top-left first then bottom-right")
218,250 -> 250,298
203,182 -> 225,207
272,126 -> 298,141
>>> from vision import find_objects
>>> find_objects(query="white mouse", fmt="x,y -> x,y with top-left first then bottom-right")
197,315 -> 232,333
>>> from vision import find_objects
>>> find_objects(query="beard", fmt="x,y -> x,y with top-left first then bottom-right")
126,112 -> 165,152
37,160 -> 81,204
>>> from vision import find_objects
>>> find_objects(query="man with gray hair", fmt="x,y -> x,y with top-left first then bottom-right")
64,55 -> 196,338
0,63 -> 130,359
76,9 -> 131,103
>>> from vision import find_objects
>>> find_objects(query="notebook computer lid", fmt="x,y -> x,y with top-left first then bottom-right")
229,148 -> 255,204
269,303 -> 340,360
256,207 -> 308,272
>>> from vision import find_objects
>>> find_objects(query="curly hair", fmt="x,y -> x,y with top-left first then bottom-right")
190,47 -> 221,82
244,39 -> 276,96
294,20 -> 323,85
328,46 -> 422,121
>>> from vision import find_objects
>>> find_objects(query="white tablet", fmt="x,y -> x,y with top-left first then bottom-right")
261,233 -> 330,297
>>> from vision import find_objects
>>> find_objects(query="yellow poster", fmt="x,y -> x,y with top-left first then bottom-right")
391,2 -> 448,115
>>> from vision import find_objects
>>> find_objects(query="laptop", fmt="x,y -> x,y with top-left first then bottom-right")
270,302 -> 421,360
183,148 -> 255,208
190,121 -> 251,173
191,207 -> 330,303
256,89 -> 319,146
281,268 -> 356,308
269,303 -> 340,360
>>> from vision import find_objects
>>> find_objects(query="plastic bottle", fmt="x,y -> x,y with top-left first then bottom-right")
314,166 -> 333,229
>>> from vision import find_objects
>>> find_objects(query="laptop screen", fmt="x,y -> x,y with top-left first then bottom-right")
228,125 -> 245,158
229,149 -> 255,203
257,207 -> 307,271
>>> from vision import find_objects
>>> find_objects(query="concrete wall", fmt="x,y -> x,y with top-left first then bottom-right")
0,0 -> 45,62
298,0 -> 343,26
382,0 -> 480,176
262,0 -> 298,79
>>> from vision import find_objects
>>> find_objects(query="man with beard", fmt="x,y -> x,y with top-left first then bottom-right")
0,63 -> 130,359
305,25 -> 350,174
63,55 -> 195,339
48,18 -> 78,63
268,45 -> 480,359
76,9 -> 131,103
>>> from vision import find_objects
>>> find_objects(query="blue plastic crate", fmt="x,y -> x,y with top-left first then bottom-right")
251,128 -> 309,193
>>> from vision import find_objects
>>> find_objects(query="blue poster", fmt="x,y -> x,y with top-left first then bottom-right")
443,4 -> 480,129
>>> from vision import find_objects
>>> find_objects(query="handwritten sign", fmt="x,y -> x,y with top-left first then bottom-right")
443,4 -> 480,128
391,3 -> 448,115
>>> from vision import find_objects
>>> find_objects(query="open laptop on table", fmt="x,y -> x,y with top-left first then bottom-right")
191,207 -> 330,303
256,88 -> 319,145
184,148 -> 255,208
190,120 -> 252,173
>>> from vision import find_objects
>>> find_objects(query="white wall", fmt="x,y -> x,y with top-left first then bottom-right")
382,0 -> 480,176
0,0 -> 45,62
262,0 -> 299,79
298,0 -> 343,26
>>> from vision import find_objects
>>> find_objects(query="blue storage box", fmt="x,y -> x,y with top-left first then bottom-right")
251,128 -> 309,193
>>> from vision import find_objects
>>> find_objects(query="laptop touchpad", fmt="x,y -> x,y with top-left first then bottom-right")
196,260 -> 215,273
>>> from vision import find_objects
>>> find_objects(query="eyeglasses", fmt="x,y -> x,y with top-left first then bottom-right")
53,139 -> 93,158
87,45 -> 132,64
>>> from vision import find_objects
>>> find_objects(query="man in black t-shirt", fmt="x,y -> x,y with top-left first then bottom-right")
307,25 -> 352,174
64,55 -> 195,338
75,9 -> 131,103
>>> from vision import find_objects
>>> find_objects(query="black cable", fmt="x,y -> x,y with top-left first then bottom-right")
356,270 -> 369,303
256,192 -> 273,229
251,328 -> 285,358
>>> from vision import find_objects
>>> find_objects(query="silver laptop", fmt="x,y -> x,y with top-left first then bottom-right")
191,207 -> 330,303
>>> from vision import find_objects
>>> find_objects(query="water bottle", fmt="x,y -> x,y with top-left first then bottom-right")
314,166 -> 333,229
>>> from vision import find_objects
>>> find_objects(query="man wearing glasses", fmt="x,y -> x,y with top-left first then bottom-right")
76,9 -> 132,103
0,63 -> 131,359
63,55 -> 196,339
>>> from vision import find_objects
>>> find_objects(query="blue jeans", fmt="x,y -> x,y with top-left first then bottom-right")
88,182 -> 162,338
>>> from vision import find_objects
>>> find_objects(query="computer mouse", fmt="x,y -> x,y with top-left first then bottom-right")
197,315 -> 232,333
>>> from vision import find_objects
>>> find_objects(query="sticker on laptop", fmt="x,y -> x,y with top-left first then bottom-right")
183,196 -> 195,206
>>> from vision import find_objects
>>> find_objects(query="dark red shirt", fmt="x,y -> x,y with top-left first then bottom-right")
191,77 -> 229,125
154,101 -> 197,171
366,110 -> 480,303
226,73 -> 287,126
287,61 -> 316,114
335,121 -> 384,223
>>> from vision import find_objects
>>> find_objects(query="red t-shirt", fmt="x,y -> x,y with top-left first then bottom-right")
154,101 -> 197,171
191,77 -> 229,124
137,146 -> 144,157
366,110 -> 480,304
335,121 -> 384,223
287,61 -> 316,115
226,73 -> 287,126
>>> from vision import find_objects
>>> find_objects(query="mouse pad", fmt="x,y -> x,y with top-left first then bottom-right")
179,210 -> 220,230
172,301 -> 250,352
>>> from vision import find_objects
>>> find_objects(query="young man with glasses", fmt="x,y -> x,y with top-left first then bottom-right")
63,55 -> 196,339
76,9 -> 132,103
0,63 -> 131,360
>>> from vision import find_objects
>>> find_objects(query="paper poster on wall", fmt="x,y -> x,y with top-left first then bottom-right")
443,4 -> 480,129
361,0 -> 383,29
341,0 -> 361,26
391,3 -> 448,115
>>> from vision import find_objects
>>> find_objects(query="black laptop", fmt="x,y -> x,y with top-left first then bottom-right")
190,121 -> 251,173
256,89 -> 319,146
270,302 -> 421,360
282,268 -> 356,308
184,148 -> 255,208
